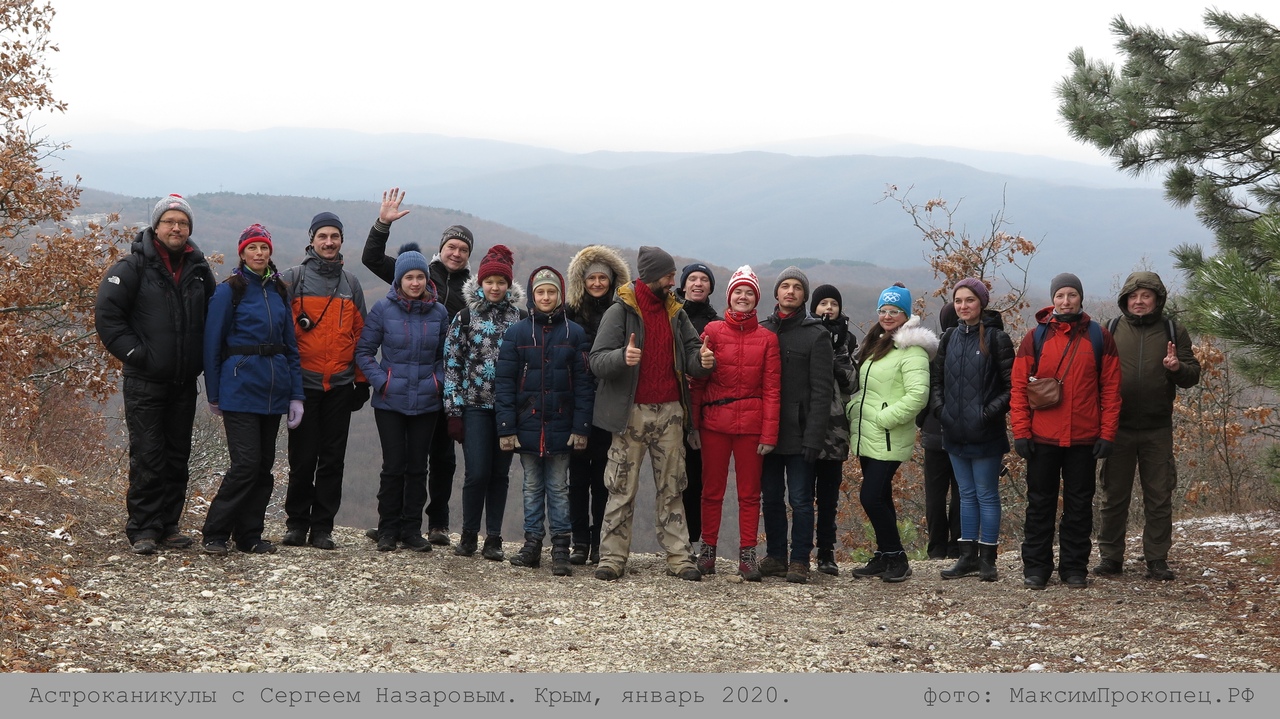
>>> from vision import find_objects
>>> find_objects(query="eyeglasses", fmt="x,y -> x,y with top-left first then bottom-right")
158,219 -> 190,230
877,308 -> 904,317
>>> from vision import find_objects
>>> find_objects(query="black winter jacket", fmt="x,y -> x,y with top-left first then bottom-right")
682,300 -> 721,335
760,309 -> 834,455
95,229 -> 216,383
929,310 -> 1014,455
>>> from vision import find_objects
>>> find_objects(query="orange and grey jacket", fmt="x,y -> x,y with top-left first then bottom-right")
281,248 -> 367,391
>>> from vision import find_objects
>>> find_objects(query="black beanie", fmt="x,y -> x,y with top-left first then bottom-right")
309,212 -> 343,239
440,225 -> 474,253
680,263 -> 716,294
809,284 -> 843,316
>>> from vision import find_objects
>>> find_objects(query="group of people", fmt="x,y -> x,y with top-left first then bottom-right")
95,191 -> 1201,588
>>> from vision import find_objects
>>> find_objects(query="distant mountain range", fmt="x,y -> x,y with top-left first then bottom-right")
56,128 -> 1212,295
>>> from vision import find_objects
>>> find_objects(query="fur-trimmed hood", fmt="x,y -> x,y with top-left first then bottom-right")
461,274 -> 526,315
566,245 -> 631,311
892,315 -> 940,359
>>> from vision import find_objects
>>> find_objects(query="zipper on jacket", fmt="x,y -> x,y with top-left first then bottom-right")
263,281 -> 277,414
882,401 -> 891,452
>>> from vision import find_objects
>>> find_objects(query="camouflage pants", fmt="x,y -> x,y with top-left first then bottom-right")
598,402 -> 695,575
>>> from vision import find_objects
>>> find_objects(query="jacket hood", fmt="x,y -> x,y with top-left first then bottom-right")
1117,271 -> 1168,319
615,280 -> 683,319
301,245 -> 344,276
525,265 -> 567,314
566,245 -> 631,310
462,274 -> 526,315
892,315 -> 940,359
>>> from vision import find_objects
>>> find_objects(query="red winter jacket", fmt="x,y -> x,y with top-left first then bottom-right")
1010,308 -> 1121,446
691,313 -> 781,443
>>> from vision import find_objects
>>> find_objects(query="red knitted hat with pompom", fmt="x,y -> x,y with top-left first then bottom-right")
478,244 -> 514,283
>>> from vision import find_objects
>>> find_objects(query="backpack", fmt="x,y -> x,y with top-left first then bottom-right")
1031,320 -> 1104,375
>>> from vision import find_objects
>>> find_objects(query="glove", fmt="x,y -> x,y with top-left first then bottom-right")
803,447 -> 820,464
350,382 -> 371,412
499,435 -> 520,452
686,430 -> 701,450
1092,439 -> 1113,459
569,433 -> 588,451
757,443 -> 774,456
287,399 -> 305,430
208,403 -> 222,417
447,416 -> 465,444
1013,438 -> 1035,459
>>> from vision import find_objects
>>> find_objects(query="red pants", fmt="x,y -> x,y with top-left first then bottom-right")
699,429 -> 763,548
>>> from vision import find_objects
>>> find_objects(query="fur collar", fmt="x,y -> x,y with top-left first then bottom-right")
462,275 -> 526,314
566,244 -> 631,310
893,315 -> 940,359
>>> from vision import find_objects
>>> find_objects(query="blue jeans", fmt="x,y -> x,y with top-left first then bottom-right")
520,453 -> 571,537
761,453 -> 816,563
948,453 -> 1003,545
460,408 -> 513,537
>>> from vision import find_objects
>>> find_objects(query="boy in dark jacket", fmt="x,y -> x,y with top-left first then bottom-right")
496,267 -> 594,576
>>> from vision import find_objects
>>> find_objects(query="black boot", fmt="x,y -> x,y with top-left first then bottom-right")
816,548 -> 839,576
569,543 -> 589,565
588,544 -> 600,565
509,533 -> 542,568
941,540 -> 979,579
455,530 -> 478,557
551,534 -> 572,576
978,542 -> 998,582
482,536 -> 504,561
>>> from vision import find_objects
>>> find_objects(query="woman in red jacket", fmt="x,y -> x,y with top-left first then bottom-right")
689,266 -> 782,581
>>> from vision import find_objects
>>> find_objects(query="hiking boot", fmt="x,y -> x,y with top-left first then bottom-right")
376,535 -> 397,552
786,560 -> 810,584
509,533 -> 542,568
758,555 -> 788,578
455,530 -> 478,557
481,536 -> 504,561
816,548 -> 839,576
1064,574 -> 1088,589
428,528 -> 450,546
594,565 -> 621,581
882,552 -> 912,583
977,542 -> 998,582
309,531 -> 336,550
1023,574 -> 1048,590
569,543 -> 589,565
1145,559 -> 1175,581
851,552 -> 887,578
161,532 -> 193,549
551,534 -> 572,577
401,534 -> 432,552
676,567 -> 702,582
739,546 -> 762,582
588,544 -> 600,565
696,542 -> 717,575
940,540 -> 979,580
202,540 -> 229,556
238,539 -> 278,554
365,527 -> 379,541
281,528 -> 308,547
131,537 -> 158,555
1092,557 -> 1123,575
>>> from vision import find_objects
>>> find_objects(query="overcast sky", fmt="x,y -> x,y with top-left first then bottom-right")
41,0 -> 1273,162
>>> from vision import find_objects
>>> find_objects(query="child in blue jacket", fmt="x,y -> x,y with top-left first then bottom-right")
495,266 -> 593,576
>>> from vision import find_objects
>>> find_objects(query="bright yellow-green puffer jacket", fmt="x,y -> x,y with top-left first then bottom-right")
845,317 -> 938,462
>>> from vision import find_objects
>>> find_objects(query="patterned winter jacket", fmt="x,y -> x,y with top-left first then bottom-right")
356,285 -> 449,416
443,276 -> 526,416
817,314 -> 858,461
846,316 -> 938,462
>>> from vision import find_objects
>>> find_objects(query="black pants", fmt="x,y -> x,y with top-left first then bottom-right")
204,411 -> 281,546
569,425 -> 611,547
375,409 -> 438,539
424,417 -> 457,531
923,446 -> 961,557
285,386 -> 353,534
1021,443 -> 1097,580
123,377 -> 197,543
682,440 -> 704,544
814,458 -> 843,553
858,456 -> 904,554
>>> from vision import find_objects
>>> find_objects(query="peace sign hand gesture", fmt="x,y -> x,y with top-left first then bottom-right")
1162,341 -> 1181,372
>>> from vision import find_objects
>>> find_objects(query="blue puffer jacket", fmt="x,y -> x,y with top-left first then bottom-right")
356,285 -> 449,415
495,268 -> 593,456
203,266 -> 304,415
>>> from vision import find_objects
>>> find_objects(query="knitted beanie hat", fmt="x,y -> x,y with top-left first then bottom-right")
809,284 -> 843,316
477,244 -> 515,283
237,224 -> 273,256
773,266 -> 811,302
953,277 -> 990,308
309,212 -> 343,239
877,283 -> 912,317
1050,272 -> 1083,298
152,194 -> 194,233
637,246 -> 677,284
440,225 -> 474,253
680,262 -> 716,294
725,265 -> 760,306
394,242 -> 431,289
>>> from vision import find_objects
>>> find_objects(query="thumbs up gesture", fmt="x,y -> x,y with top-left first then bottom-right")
625,333 -> 642,366
1162,341 -> 1181,371
699,336 -> 715,369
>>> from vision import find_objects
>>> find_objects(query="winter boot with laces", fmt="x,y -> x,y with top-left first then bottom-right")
509,532 -> 542,568
481,535 -> 504,561
978,542 -> 998,582
738,546 -> 762,582
696,542 -> 717,575
881,551 -> 912,583
940,540 -> 979,579
455,530 -> 478,557
550,534 -> 573,576
851,551 -> 887,578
